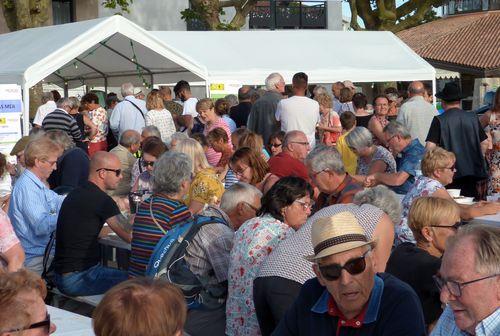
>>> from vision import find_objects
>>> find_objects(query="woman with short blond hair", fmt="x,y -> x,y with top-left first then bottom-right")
145,90 -> 176,144
174,138 -> 224,214
395,146 -> 500,245
93,277 -> 187,336
387,196 -> 460,331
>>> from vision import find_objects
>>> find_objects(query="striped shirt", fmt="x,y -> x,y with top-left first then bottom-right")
128,194 -> 191,278
42,108 -> 82,143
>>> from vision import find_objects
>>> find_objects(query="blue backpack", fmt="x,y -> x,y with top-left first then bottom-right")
145,214 -> 227,309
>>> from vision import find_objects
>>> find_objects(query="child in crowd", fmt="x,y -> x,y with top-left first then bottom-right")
336,111 -> 358,175
206,127 -> 234,175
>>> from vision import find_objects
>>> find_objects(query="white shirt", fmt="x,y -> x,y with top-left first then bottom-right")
33,100 -> 57,126
275,96 -> 320,147
182,97 -> 199,117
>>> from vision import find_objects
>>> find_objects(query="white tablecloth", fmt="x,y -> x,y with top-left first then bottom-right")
471,212 -> 500,227
47,305 -> 94,336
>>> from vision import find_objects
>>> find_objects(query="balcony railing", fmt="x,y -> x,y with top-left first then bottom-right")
249,1 -> 327,30
445,0 -> 500,15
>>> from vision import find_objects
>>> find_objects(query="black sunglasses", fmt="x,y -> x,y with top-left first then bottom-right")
269,143 -> 282,148
7,313 -> 51,333
96,168 -> 122,177
429,221 -> 467,231
318,250 -> 370,281
143,160 -> 155,167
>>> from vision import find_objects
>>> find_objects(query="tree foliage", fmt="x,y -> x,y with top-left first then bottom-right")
347,0 -> 444,33
101,0 -> 134,13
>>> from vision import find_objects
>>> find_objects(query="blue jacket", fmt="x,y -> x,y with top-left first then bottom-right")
272,273 -> 425,336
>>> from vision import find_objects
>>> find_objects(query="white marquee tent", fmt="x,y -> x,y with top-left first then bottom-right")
0,15 -> 208,134
0,15 -> 436,135
151,30 -> 436,85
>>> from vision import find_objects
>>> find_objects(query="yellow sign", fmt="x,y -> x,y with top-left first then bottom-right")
210,83 -> 225,91
0,118 -> 6,125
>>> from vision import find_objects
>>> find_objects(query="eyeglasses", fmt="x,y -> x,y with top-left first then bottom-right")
143,160 -> 155,167
310,168 -> 328,180
243,201 -> 259,213
318,250 -> 370,281
429,221 -> 467,231
386,134 -> 398,143
230,165 -> 250,177
289,141 -> 310,147
433,274 -> 499,297
6,313 -> 51,333
42,159 -> 57,166
270,143 -> 282,148
294,199 -> 315,211
96,168 -> 122,177
442,164 -> 456,172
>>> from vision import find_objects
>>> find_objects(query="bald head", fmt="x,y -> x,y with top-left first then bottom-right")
408,81 -> 425,97
119,130 -> 141,149
283,130 -> 307,147
89,151 -> 120,174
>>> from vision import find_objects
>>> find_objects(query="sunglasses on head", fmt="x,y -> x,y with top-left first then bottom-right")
318,250 -> 370,281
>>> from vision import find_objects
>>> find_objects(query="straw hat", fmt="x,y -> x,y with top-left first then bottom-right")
305,211 -> 375,261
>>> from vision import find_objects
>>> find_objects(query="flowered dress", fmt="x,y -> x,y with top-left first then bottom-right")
226,214 -> 293,336
396,175 -> 444,245
88,107 -> 109,155
0,208 -> 19,269
485,112 -> 499,194
370,115 -> 389,146
357,146 -> 396,175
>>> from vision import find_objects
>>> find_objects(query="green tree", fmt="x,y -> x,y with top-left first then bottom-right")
347,0 -> 444,33
1,0 -> 52,118
104,0 -> 259,30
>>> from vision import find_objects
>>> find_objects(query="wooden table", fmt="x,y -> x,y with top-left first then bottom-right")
47,305 -> 94,336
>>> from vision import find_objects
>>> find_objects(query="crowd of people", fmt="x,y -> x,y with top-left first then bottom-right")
0,73 -> 499,336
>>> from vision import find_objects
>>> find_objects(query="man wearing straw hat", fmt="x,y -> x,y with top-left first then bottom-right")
273,212 -> 425,335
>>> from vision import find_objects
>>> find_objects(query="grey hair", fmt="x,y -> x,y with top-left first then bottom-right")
446,224 -> 500,275
56,97 -> 76,110
224,94 -> 238,108
265,72 -> 284,91
142,125 -> 161,140
306,144 -> 345,174
345,127 -> 373,151
353,186 -> 402,225
220,182 -> 262,214
282,130 -> 306,147
68,96 -> 80,110
44,130 -> 75,151
168,132 -> 189,148
119,130 -> 141,148
152,151 -> 192,194
41,91 -> 54,103
121,82 -> 135,97
313,85 -> 328,96
383,121 -> 411,139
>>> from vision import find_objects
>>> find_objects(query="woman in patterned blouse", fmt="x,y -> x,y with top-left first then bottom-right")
226,176 -> 313,336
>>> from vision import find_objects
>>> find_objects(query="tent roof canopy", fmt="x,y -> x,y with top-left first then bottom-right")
0,15 -> 207,89
152,30 -> 435,85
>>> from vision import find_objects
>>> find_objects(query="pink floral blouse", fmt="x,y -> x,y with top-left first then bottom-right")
0,208 -> 19,254
89,107 -> 109,143
226,214 -> 293,336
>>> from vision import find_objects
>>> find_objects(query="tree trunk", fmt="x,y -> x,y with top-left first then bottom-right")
1,0 -> 52,119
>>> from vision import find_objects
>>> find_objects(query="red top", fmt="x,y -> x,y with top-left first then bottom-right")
267,152 -> 309,182
328,295 -> 368,335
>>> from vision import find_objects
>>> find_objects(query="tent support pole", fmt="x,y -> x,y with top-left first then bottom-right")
104,77 -> 108,95
99,42 -> 154,80
205,81 -> 210,98
432,77 -> 437,107
64,82 -> 69,98
150,74 -> 154,88
22,82 -> 30,136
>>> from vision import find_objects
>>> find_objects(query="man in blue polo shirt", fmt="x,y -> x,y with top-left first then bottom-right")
365,121 -> 424,194
273,211 -> 425,335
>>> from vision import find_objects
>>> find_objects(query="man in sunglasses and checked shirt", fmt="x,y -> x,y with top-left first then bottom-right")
273,211 -> 425,335
52,151 -> 132,296
431,225 -> 499,336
